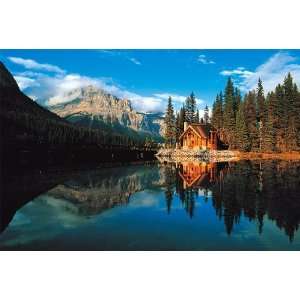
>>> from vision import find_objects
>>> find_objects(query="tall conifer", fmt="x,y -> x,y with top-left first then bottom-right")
204,105 -> 209,124
257,78 -> 266,122
223,78 -> 236,147
185,92 -> 197,123
235,102 -> 250,151
284,73 -> 297,150
164,96 -> 176,147
244,91 -> 259,151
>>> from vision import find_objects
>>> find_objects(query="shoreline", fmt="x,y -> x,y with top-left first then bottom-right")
156,148 -> 300,162
236,151 -> 300,160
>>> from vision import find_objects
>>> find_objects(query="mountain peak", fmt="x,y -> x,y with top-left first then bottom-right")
48,85 -> 124,107
49,85 -> 164,137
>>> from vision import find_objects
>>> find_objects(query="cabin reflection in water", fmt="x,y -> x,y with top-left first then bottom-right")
171,162 -> 227,219
178,162 -> 217,190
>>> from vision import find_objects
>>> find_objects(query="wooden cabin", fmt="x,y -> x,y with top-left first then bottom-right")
179,122 -> 218,150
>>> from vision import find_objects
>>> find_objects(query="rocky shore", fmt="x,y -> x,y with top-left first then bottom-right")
156,148 -> 300,162
156,148 -> 238,162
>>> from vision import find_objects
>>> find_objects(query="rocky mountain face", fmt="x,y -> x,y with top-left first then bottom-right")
49,86 -> 165,138
0,62 -> 19,89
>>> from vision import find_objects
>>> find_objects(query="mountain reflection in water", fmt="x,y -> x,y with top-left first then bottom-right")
0,160 -> 300,250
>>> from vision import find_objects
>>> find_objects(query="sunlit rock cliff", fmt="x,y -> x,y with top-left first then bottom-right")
49,86 -> 165,138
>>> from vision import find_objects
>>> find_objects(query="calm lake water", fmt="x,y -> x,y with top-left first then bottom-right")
1,160 -> 300,250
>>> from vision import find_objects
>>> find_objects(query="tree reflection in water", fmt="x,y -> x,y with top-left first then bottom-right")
161,160 -> 300,241
1,160 -> 300,246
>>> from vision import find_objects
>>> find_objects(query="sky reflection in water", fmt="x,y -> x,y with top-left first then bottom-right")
1,160 -> 300,250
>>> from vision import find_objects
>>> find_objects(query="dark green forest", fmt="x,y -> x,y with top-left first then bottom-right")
211,73 -> 300,152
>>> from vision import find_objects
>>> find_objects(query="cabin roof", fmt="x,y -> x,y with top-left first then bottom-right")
179,123 -> 216,140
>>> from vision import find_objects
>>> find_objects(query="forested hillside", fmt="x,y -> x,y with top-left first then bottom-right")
211,73 -> 300,152
0,62 -> 155,149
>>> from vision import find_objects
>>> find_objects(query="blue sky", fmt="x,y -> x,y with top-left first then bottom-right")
0,49 -> 300,114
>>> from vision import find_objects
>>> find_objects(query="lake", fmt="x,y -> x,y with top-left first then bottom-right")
1,160 -> 300,250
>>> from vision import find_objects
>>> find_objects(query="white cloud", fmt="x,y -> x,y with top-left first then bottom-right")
198,109 -> 206,119
27,94 -> 38,101
154,93 -> 186,103
129,58 -> 141,65
97,50 -> 127,57
197,54 -> 215,65
8,57 -> 65,74
220,67 -> 253,78
220,52 -> 300,92
115,91 -> 164,112
47,74 -> 104,105
13,70 -> 165,112
48,76 -> 164,112
154,93 -> 205,108
14,76 -> 40,89
15,70 -> 46,77
98,50 -> 142,66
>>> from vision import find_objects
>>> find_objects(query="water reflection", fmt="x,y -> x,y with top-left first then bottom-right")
1,160 -> 300,249
175,162 -> 225,218
171,160 -> 300,241
0,164 -> 160,232
46,165 -> 161,216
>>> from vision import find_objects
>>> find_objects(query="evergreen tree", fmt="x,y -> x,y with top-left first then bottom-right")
175,112 -> 181,142
195,109 -> 200,123
179,106 -> 186,131
211,92 -> 223,130
233,87 -> 242,118
275,84 -> 286,150
293,84 -> 300,147
287,118 -> 297,151
174,106 -> 186,143
283,73 -> 297,150
257,78 -> 266,122
217,92 -> 224,128
223,78 -> 236,148
235,102 -> 250,151
164,96 -> 176,147
267,91 -> 280,131
212,72 -> 299,153
211,96 -> 217,126
204,105 -> 209,124
185,92 -> 197,123
264,91 -> 279,151
256,78 -> 266,151
261,102 -> 275,152
244,91 -> 259,151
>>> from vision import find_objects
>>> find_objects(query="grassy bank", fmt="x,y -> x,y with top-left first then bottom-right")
236,151 -> 300,160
